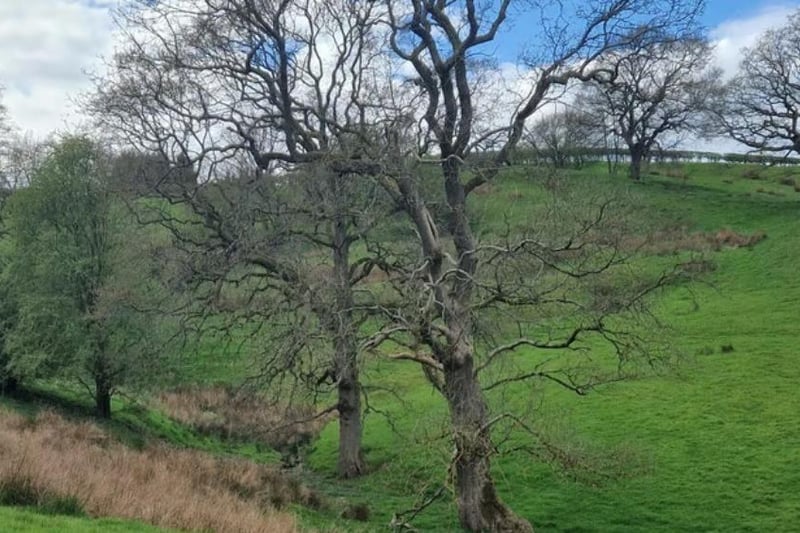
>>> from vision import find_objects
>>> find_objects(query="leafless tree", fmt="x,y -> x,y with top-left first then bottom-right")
90,0 -> 703,527
577,39 -> 719,180
712,10 -> 800,156
371,1 -> 703,530
523,109 -> 598,168
1,134 -> 49,192
88,0 -> 396,478
0,87 -> 14,192
0,86 -> 8,130
0,89 -> 50,194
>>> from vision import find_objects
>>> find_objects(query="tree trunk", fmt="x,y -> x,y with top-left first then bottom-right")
336,365 -> 364,478
0,375 -> 18,395
95,374 -> 112,419
329,171 -> 365,479
443,348 -> 533,533
629,147 -> 644,181
434,159 -> 531,531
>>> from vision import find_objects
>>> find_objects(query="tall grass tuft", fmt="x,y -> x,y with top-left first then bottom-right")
155,386 -> 335,462
0,408 -> 306,532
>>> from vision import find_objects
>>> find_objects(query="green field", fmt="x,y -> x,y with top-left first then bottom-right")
3,162 -> 800,531
305,162 -> 800,531
0,507 -> 164,532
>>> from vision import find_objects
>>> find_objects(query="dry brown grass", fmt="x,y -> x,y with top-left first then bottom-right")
663,166 -> 689,181
622,226 -> 766,256
0,408 -> 310,532
155,386 -> 334,456
713,228 -> 767,248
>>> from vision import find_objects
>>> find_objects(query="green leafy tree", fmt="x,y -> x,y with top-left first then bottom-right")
0,88 -> 18,391
3,137 -> 160,417
0,235 -> 17,393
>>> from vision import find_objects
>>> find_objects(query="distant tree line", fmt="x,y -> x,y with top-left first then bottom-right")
502,147 -> 800,168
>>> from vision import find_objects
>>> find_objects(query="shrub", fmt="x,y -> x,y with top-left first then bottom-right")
741,168 -> 762,180
341,502 -> 371,522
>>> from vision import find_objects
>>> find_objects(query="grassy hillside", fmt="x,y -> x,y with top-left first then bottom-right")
2,161 -> 799,531
304,162 -> 800,531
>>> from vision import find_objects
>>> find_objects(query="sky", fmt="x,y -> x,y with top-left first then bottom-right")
0,0 -> 799,140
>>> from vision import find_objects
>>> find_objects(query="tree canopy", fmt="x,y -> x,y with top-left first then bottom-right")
2,137 -> 163,417
713,10 -> 800,156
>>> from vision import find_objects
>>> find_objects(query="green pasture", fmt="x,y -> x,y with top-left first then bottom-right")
4,161 -> 800,531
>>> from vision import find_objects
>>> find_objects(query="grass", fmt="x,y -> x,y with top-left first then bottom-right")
0,506 -> 165,532
302,161 -> 800,531
2,160 -> 799,531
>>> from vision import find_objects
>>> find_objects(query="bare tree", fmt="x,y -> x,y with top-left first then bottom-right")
1,134 -> 49,193
0,89 -> 49,194
0,86 -> 8,133
371,1 -> 703,530
713,10 -> 800,156
523,109 -> 597,168
578,39 -> 718,180
0,86 -> 14,193
88,0 -> 394,478
90,0 -> 703,527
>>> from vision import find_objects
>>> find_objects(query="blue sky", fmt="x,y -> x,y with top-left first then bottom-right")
489,0 -> 800,63
704,0 -> 784,24
1,0 -> 799,137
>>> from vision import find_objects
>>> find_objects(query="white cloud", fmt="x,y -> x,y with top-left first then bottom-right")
0,0 -> 116,138
710,4 -> 799,78
1,1 -> 798,146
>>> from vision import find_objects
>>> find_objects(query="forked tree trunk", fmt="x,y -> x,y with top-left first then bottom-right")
443,345 -> 534,532
432,160 -> 532,531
